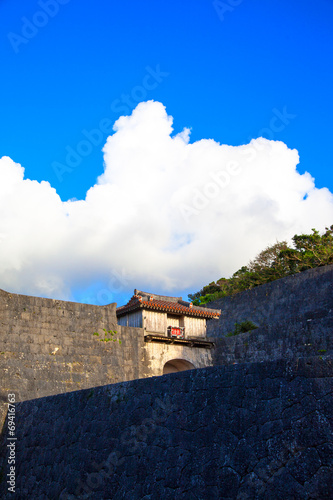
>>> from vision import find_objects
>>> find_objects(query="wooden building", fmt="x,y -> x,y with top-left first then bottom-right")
117,289 -> 220,343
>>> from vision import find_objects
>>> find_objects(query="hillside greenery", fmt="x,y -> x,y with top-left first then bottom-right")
189,225 -> 333,306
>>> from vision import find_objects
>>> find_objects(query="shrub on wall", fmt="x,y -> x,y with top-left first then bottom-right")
226,321 -> 258,337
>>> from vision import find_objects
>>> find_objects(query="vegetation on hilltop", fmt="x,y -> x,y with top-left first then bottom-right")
189,225 -> 333,305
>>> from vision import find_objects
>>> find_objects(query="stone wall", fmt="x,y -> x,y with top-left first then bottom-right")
0,357 -> 332,499
203,265 -> 333,367
210,314 -> 333,367
2,263 -> 331,427
0,289 -> 141,429
205,264 -> 333,337
0,289 -> 212,430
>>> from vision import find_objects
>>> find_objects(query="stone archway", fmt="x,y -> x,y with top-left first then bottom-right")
163,359 -> 195,374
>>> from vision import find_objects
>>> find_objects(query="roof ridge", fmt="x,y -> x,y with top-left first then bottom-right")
117,295 -> 220,318
134,289 -> 182,302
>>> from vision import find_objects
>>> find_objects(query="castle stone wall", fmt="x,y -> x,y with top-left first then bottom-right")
0,289 -> 135,429
0,289 -> 212,431
210,313 -> 333,367
206,264 -> 333,337
203,265 -> 333,367
1,357 -> 332,499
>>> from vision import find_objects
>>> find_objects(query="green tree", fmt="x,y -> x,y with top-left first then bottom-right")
279,226 -> 333,273
188,226 -> 332,304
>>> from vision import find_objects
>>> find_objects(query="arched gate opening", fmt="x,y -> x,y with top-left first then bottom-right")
163,359 -> 195,374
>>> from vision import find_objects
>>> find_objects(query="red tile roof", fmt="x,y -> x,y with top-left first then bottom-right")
117,290 -> 221,319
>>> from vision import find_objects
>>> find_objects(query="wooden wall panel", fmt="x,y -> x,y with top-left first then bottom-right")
117,315 -> 128,326
144,310 -> 167,333
184,316 -> 206,337
127,310 -> 143,328
166,314 -> 180,328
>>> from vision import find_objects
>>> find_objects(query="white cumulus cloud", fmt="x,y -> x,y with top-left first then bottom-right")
0,101 -> 332,302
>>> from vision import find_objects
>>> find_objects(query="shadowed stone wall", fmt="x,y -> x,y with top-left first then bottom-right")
205,265 -> 333,337
204,265 -> 333,367
0,357 -> 332,499
210,315 -> 333,367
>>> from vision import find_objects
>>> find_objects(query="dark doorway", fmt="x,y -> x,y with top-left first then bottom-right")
163,359 -> 195,374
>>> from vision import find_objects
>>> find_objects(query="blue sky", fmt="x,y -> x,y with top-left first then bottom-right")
0,0 -> 333,306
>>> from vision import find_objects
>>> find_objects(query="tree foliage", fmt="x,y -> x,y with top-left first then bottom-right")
189,226 -> 333,305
